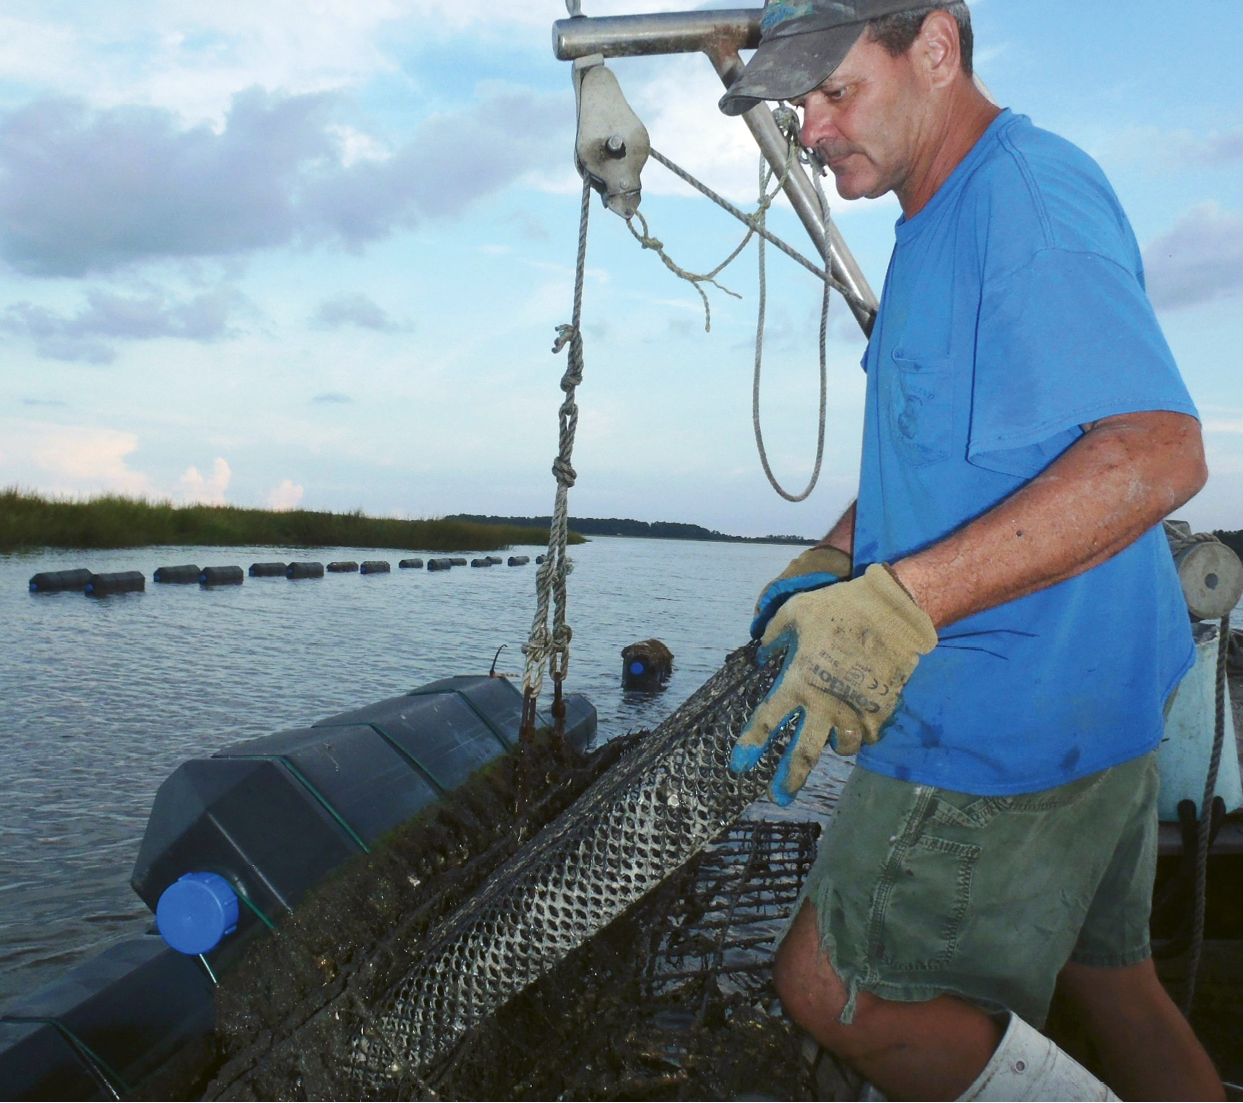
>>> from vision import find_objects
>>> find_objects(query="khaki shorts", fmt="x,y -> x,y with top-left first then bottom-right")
794,751 -> 1159,1028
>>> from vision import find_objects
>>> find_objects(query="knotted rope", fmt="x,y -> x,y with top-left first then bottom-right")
521,177 -> 590,738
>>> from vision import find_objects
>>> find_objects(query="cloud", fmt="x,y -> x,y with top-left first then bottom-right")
1107,123 -> 1243,169
312,391 -> 353,404
1143,202 -> 1243,312
0,419 -> 154,497
267,477 -> 305,510
1,285 -> 249,361
310,292 -> 399,330
179,456 -> 231,504
1190,127 -> 1243,166
0,85 -> 570,277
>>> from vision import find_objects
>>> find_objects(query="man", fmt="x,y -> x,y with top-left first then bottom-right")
719,2 -> 1223,1100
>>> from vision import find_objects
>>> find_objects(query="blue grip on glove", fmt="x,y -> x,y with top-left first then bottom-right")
730,629 -> 806,805
749,571 -> 841,640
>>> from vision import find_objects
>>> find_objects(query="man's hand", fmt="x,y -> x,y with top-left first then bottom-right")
751,545 -> 853,639
732,563 -> 938,805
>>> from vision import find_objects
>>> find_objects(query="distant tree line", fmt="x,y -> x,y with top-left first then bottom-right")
1212,529 -> 1243,561
448,515 -> 815,546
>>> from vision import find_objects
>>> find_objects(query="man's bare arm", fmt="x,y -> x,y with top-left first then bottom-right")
891,410 -> 1207,630
818,501 -> 856,558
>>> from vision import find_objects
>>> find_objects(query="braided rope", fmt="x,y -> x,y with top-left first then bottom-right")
1183,611 -> 1230,1014
625,130 -> 830,333
522,178 -> 589,703
645,147 -> 865,312
625,209 -> 741,332
751,111 -> 830,503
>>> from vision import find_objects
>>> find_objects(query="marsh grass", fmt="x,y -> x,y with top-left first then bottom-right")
0,488 -> 576,553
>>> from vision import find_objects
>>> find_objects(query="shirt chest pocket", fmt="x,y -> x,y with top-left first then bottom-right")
886,351 -> 953,467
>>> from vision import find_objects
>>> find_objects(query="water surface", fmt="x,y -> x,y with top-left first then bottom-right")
0,536 -> 849,1008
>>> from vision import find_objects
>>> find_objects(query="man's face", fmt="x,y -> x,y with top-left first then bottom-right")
793,32 -> 927,202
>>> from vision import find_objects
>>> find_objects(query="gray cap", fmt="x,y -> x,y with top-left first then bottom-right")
719,0 -> 936,116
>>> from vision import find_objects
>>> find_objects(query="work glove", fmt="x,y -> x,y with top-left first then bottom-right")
751,545 -> 853,639
732,563 -> 937,805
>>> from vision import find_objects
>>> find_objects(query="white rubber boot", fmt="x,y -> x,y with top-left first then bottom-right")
958,1012 -> 1120,1101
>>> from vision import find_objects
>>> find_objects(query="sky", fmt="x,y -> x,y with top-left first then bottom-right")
0,0 -> 1240,539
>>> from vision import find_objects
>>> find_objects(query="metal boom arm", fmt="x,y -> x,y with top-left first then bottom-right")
552,8 -> 878,335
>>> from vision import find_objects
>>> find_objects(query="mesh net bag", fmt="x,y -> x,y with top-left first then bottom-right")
348,640 -> 793,1092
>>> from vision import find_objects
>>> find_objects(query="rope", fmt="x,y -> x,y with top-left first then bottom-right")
750,111 -> 829,502
626,127 -> 844,333
646,147 -> 866,312
522,177 -> 590,709
637,121 -> 842,501
625,209 -> 741,332
565,0 -> 582,15
1183,611 -> 1230,1014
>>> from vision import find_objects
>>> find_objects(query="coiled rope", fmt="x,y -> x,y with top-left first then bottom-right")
752,109 -> 830,502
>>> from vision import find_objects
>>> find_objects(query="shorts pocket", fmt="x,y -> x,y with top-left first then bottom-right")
927,793 -> 1010,830
871,833 -> 980,972
887,352 -> 952,466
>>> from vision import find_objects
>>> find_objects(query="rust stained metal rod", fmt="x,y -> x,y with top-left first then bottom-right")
708,44 -> 878,334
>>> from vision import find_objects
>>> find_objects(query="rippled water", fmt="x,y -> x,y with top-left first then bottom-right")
0,536 -> 850,1010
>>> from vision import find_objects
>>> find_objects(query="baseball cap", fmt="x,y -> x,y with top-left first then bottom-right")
719,0 -> 937,116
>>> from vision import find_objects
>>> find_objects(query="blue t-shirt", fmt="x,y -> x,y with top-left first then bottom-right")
853,110 -> 1197,796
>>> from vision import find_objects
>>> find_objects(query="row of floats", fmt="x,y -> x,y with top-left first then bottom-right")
27,555 -> 541,595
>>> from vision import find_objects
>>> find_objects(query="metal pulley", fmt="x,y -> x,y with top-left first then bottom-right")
572,53 -> 649,218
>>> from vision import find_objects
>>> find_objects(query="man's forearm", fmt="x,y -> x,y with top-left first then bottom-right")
818,501 -> 856,558
891,411 -> 1207,629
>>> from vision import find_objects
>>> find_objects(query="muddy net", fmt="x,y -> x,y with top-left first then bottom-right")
205,642 -> 819,1101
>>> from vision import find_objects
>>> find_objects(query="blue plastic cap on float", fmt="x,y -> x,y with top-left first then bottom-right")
156,871 -> 239,955
629,661 -> 646,676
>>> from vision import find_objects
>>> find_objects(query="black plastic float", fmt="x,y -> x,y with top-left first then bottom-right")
154,565 -> 200,584
399,558 -> 424,569
508,556 -> 530,566
28,569 -> 93,593
0,936 -> 215,1100
327,561 -> 359,573
249,562 -> 286,577
130,676 -> 595,954
0,678 -> 599,1099
200,566 -> 244,586
448,557 -> 468,566
470,558 -> 493,568
286,562 -> 324,579
86,571 -> 145,596
427,558 -> 453,571
359,560 -> 390,574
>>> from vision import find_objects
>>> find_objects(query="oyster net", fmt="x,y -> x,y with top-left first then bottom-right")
429,818 -> 821,1101
349,641 -> 794,1092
